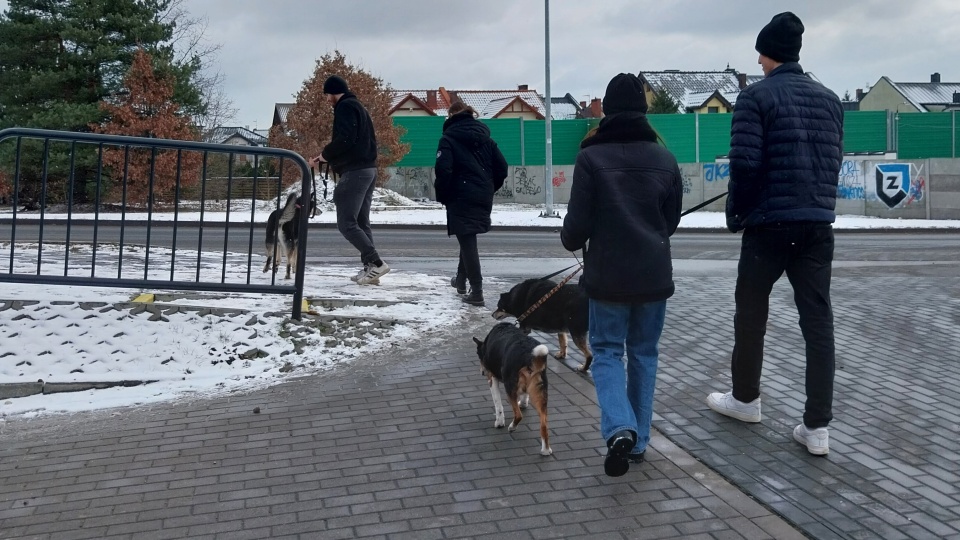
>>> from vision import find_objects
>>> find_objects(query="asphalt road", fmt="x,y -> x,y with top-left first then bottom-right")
3,224 -> 959,279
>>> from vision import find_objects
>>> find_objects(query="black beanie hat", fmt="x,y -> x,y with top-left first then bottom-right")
755,12 -> 804,63
323,75 -> 349,95
602,73 -> 648,115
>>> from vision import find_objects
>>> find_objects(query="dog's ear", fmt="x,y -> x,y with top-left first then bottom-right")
472,337 -> 483,346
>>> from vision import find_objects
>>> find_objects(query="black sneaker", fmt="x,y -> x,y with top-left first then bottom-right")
450,276 -> 466,295
462,290 -> 484,306
628,450 -> 645,464
604,430 -> 636,477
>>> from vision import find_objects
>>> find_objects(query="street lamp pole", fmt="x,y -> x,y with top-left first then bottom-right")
541,0 -> 558,218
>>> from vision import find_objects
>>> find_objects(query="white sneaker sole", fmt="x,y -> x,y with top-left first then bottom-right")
793,426 -> 829,456
706,395 -> 761,423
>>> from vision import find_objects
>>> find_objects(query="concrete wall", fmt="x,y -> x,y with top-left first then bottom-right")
384,157 -> 960,219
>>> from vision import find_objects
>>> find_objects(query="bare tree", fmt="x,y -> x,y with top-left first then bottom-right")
161,0 -> 237,135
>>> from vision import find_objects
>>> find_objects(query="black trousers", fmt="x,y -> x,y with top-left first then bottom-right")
455,233 -> 482,292
731,222 -> 836,428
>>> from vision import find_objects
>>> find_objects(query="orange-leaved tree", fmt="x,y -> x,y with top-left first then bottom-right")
270,50 -> 408,187
92,48 -> 202,205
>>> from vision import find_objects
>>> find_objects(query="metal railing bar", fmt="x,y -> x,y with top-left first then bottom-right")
118,145 -> 130,278
0,273 -> 297,295
8,137 -> 22,274
196,151 -> 208,283
170,148 -> 182,282
92,142 -> 103,277
246,154 -> 259,285
144,146 -> 157,281
222,154 -> 233,284
64,140 -> 77,276
37,138 -> 50,275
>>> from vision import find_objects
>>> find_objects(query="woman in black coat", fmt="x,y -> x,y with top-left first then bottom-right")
434,102 -> 508,306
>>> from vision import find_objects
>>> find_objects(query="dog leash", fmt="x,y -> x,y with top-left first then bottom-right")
681,192 -> 727,217
538,262 -> 580,282
516,262 -> 583,324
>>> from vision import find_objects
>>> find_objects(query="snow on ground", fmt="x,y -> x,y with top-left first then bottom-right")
0,242 -> 479,419
1,190 -> 958,420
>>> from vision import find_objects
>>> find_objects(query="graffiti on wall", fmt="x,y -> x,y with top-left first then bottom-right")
837,160 -> 866,200
495,180 -> 514,199
870,163 -> 925,209
394,167 -> 432,199
514,167 -> 542,196
703,163 -> 730,182
682,176 -> 693,194
552,170 -> 568,187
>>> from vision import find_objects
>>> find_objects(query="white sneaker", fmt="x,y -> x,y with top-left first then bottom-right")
350,265 -> 368,282
357,262 -> 390,285
793,424 -> 829,456
706,391 -> 761,423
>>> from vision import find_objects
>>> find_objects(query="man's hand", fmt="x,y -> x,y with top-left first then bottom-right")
308,155 -> 327,167
726,214 -> 743,233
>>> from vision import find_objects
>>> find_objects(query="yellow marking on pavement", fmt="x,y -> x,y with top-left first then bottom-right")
132,293 -> 155,303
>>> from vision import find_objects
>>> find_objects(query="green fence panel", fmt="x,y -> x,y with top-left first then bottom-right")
550,119 -> 592,165
520,120 -> 545,165
648,115 -> 697,163
898,112 -> 953,159
484,118 -> 524,166
393,111 -> 955,167
393,116 -> 445,167
843,111 -> 887,153
697,114 -> 732,161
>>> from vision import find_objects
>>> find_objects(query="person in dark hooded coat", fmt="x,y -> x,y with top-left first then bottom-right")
434,102 -> 508,306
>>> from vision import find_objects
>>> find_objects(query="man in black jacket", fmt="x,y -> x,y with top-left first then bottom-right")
706,12 -> 844,456
310,75 -> 388,285
561,73 -> 683,476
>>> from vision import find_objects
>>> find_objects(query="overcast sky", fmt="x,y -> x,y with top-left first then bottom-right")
3,0 -> 958,129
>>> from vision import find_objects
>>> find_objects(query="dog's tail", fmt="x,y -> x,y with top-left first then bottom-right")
531,344 -> 549,373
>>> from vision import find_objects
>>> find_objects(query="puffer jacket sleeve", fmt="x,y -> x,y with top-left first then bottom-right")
727,89 -> 764,232
489,141 -> 508,191
561,151 -> 594,252
434,136 -> 455,205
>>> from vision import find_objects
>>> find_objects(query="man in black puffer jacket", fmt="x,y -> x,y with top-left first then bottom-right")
435,102 -> 508,306
706,12 -> 844,457
561,73 -> 683,477
310,75 -> 388,286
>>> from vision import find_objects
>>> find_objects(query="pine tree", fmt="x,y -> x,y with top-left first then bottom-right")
648,88 -> 681,114
92,48 -> 201,205
0,0 -> 205,204
269,50 -> 409,187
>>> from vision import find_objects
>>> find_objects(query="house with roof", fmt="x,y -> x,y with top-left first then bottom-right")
388,85 -> 583,120
859,73 -> 960,112
638,68 -> 763,114
204,126 -> 269,164
272,103 -> 295,127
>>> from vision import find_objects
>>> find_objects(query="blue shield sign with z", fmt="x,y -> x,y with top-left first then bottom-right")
875,163 -> 910,208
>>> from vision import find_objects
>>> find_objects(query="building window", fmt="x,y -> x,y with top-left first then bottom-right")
708,106 -> 719,113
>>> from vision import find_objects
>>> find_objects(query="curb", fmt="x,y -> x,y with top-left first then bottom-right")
0,379 -> 156,400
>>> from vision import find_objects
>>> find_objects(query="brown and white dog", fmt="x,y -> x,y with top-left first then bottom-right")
473,322 -> 552,456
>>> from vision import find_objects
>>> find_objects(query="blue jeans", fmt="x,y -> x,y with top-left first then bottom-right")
589,298 -> 667,453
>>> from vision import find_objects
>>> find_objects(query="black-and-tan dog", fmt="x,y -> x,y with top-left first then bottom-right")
493,278 -> 593,372
263,192 -> 311,280
473,322 -> 553,456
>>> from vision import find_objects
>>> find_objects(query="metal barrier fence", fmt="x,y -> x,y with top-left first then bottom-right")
0,128 -> 312,320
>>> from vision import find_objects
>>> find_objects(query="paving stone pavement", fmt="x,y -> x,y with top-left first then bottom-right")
547,274 -> 960,540
0,306 -> 805,540
1,272 -> 957,539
